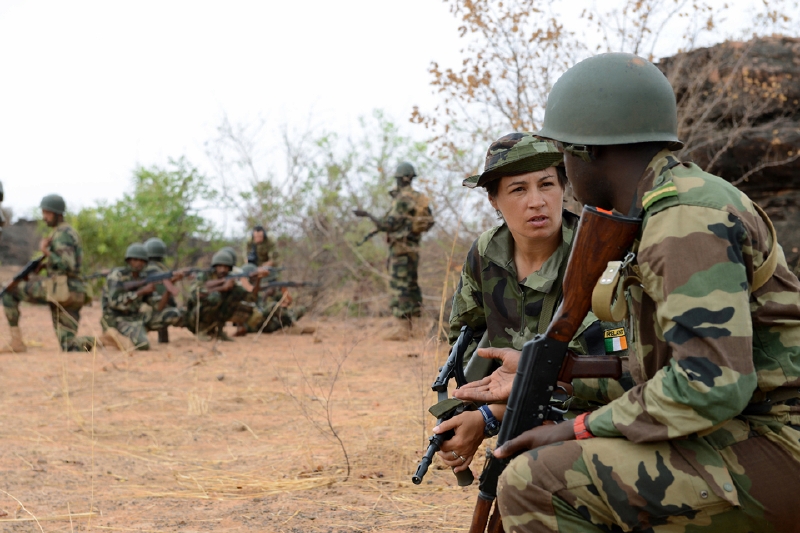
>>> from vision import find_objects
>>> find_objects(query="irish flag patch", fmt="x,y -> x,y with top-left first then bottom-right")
604,328 -> 627,352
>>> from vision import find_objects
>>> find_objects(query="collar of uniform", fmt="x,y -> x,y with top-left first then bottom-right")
629,149 -> 680,216
482,210 -> 577,293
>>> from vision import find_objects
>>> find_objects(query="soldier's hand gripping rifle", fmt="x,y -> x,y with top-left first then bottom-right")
121,267 -> 205,311
468,206 -> 641,533
204,266 -> 281,293
353,209 -> 381,246
257,280 -> 320,292
0,256 -> 45,299
412,324 -> 485,487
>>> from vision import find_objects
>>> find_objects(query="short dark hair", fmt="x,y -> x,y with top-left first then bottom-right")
485,166 -> 568,198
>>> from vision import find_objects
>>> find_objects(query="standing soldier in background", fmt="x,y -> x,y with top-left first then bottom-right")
2,194 -> 95,352
100,243 -> 184,351
0,180 -> 5,240
144,237 -> 173,344
354,162 -> 434,341
247,225 -> 274,266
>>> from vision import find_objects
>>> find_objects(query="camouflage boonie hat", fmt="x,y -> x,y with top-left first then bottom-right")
464,133 -> 562,189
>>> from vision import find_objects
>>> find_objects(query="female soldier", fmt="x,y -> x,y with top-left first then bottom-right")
434,133 -> 629,473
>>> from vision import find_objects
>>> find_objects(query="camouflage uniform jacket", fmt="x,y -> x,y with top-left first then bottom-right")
142,260 -> 172,307
45,221 -> 86,293
247,238 -> 275,265
103,267 -> 146,316
586,150 -> 800,496
449,210 -> 629,402
374,185 -> 431,255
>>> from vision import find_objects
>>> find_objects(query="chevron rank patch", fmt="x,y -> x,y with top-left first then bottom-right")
604,327 -> 627,353
642,183 -> 678,211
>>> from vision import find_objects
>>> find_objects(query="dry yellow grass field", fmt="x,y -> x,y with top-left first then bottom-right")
0,267 -> 486,532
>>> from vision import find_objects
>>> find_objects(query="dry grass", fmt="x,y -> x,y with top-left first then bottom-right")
0,267 -> 482,532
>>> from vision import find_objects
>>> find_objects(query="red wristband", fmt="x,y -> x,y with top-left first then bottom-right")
574,412 -> 595,440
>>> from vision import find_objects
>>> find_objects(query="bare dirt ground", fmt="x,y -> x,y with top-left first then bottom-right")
0,268 -> 483,533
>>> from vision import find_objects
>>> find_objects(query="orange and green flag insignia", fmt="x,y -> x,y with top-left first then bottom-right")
604,327 -> 627,353
642,183 -> 678,211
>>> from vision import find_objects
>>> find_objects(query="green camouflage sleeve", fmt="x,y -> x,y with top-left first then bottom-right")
106,270 -> 142,313
374,197 -> 412,233
47,226 -> 80,274
588,204 -> 758,440
448,242 -> 486,345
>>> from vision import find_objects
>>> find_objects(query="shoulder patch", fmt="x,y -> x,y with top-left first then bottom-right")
642,183 -> 678,211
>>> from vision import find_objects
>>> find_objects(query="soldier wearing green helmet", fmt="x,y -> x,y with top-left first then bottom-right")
143,237 -> 174,344
353,161 -> 435,341
433,133 -> 628,477
99,243 -> 184,351
2,193 -> 95,353
185,248 -> 252,341
455,53 -> 800,532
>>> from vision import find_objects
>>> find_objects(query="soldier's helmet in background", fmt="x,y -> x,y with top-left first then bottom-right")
40,194 -> 67,215
537,53 -> 682,149
144,237 -> 167,259
211,250 -> 236,267
125,243 -> 149,261
393,162 -> 417,179
220,246 -> 238,264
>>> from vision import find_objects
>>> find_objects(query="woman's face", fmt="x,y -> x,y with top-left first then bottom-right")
489,168 -> 564,243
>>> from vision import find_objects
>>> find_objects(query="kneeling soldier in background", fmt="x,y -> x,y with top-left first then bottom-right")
186,250 -> 254,341
143,237 -> 175,344
100,243 -> 184,351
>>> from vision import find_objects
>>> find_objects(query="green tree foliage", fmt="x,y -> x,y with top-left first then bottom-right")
69,157 -> 220,272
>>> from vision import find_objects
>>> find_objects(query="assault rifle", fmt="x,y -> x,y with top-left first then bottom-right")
468,206 -> 641,533
258,280 -> 320,291
120,267 -> 205,311
121,267 -> 206,292
0,256 -> 45,299
86,270 -> 111,280
413,324 -> 483,487
204,266 -> 281,292
353,209 -> 381,247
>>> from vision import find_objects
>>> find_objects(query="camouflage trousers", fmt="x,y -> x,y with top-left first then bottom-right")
241,302 -> 304,334
103,305 -> 184,350
498,418 -> 800,532
185,286 -> 248,335
2,279 -> 93,351
388,252 -> 421,319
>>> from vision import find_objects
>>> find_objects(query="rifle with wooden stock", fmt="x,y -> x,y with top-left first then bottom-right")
121,267 -> 205,311
204,266 -> 281,293
469,206 -> 641,533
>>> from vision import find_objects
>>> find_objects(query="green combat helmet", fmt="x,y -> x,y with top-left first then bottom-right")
144,237 -> 167,259
537,53 -> 682,149
464,133 -> 562,189
211,250 -> 235,267
394,162 -> 417,179
40,194 -> 66,215
125,243 -> 149,261
240,263 -> 257,276
220,246 -> 238,264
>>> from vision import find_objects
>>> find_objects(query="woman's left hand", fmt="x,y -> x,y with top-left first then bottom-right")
434,410 -> 485,473
493,419 -> 576,459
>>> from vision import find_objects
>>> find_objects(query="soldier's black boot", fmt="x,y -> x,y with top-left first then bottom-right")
158,328 -> 169,344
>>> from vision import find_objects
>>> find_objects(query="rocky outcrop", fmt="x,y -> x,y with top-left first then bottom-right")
659,36 -> 800,273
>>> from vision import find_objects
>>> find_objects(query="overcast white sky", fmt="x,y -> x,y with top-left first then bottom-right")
0,0 -> 464,219
0,0 -> 795,223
